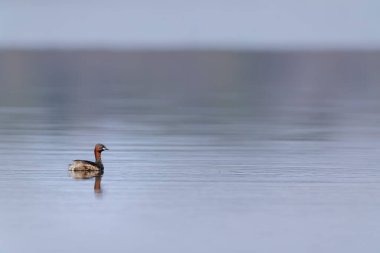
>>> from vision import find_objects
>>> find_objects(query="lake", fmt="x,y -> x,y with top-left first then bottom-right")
1,50 -> 380,253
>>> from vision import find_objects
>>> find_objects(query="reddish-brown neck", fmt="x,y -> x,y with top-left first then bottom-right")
94,149 -> 102,162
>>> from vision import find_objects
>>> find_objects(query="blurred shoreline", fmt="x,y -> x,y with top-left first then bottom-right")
1,48 -> 379,54
1,48 -> 379,109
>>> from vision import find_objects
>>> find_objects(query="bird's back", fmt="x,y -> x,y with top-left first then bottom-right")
68,160 -> 102,171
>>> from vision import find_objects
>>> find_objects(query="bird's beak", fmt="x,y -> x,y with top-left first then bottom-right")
103,147 -> 109,151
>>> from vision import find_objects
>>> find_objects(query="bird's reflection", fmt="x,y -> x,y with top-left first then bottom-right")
69,170 -> 104,194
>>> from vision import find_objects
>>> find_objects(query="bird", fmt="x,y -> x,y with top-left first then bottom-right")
68,143 -> 108,171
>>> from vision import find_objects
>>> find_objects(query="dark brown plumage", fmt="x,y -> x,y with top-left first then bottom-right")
68,143 -> 108,171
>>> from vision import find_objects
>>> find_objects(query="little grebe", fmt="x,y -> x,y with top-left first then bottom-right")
68,143 -> 108,171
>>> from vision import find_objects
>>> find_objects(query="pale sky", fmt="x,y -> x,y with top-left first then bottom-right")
1,0 -> 379,49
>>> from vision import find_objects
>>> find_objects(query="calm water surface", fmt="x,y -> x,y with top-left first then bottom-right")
1,51 -> 380,252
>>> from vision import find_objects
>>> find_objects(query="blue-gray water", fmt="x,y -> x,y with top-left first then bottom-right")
1,50 -> 380,252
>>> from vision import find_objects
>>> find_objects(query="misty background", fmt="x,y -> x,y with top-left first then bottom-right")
1,1 -> 380,253
1,0 -> 379,49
